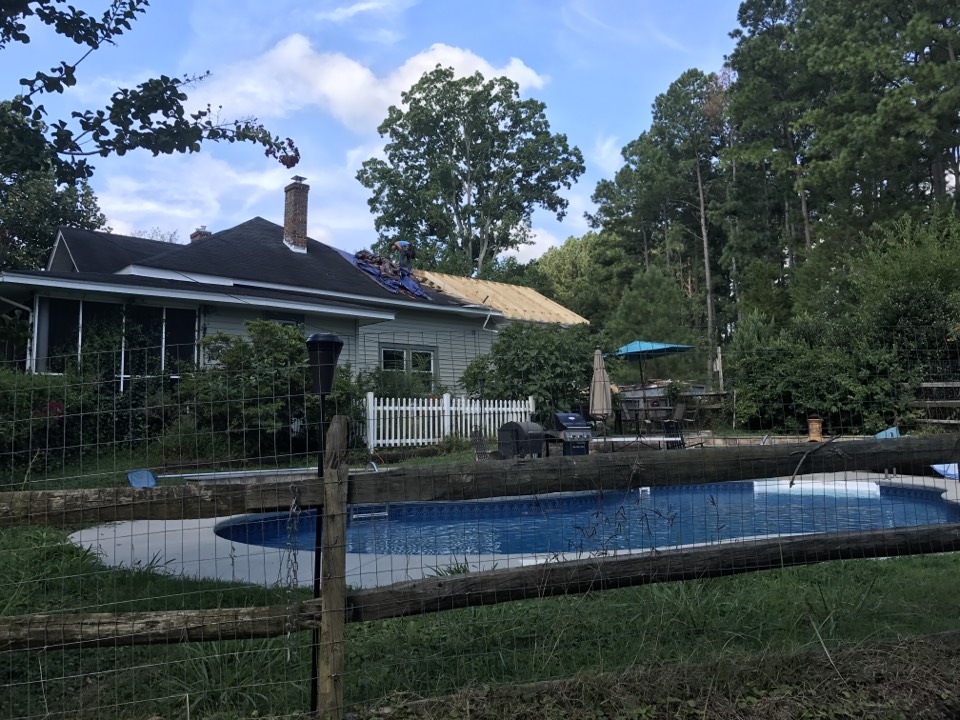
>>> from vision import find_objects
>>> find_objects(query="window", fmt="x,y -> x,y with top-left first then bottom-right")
381,348 -> 406,371
263,311 -> 304,327
411,350 -> 434,374
379,345 -> 437,393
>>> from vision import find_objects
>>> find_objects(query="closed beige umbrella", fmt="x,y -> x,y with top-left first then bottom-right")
589,347 -> 612,421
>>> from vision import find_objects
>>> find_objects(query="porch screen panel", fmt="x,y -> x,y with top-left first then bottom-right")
39,298 -> 80,372
165,308 -> 197,372
81,301 -> 123,377
124,306 -> 163,377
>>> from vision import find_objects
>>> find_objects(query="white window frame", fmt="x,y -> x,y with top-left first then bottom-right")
379,345 -> 437,387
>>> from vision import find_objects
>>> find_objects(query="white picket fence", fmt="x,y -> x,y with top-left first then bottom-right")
365,392 -> 536,450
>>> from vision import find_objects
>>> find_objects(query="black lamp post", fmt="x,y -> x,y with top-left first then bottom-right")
305,332 -> 342,715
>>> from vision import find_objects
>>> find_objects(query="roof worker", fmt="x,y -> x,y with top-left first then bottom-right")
390,239 -> 415,271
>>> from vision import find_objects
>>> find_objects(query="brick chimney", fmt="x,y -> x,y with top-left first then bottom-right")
283,176 -> 309,253
190,226 -> 212,243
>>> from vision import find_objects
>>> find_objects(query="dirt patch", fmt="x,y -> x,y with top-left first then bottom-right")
351,631 -> 960,719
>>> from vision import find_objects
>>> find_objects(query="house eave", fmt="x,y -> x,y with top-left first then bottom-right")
118,265 -> 503,320
119,265 -> 503,319
0,272 -> 396,323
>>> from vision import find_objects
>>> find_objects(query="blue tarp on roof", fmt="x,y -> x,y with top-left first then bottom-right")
336,249 -> 430,300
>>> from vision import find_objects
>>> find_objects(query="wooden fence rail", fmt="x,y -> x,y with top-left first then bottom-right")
0,476 -> 316,527
0,601 -> 321,652
3,434 -> 959,526
5,521 -> 960,652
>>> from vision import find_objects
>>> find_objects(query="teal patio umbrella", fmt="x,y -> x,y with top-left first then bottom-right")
614,341 -> 694,427
614,341 -> 695,381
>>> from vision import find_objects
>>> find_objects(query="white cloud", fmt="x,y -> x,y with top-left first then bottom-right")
91,141 -> 383,252
316,0 -> 415,23
560,0 -> 689,53
193,36 -> 547,132
94,153 -> 308,239
591,134 -> 623,176
564,190 -> 594,234
345,140 -> 386,171
366,27 -> 403,45
501,227 -> 563,264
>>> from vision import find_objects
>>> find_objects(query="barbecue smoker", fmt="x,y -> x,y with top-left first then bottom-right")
548,412 -> 592,456
497,421 -> 544,459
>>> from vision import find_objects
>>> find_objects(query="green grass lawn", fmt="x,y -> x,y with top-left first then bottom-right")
2,435 -> 956,718
4,521 -> 960,719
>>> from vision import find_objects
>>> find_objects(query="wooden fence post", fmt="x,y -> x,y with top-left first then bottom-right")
317,415 -> 349,719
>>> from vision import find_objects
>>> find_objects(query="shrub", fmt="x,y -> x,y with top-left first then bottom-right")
0,367 -> 71,469
727,311 -> 916,434
173,320 -> 318,465
460,322 -> 595,423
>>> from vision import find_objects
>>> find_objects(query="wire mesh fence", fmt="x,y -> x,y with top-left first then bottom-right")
2,324 -> 960,719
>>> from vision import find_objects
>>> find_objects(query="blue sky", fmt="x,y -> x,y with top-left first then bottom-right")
5,0 -> 740,261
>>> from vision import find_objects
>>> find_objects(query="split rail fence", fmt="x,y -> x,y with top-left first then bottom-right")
3,422 -> 960,718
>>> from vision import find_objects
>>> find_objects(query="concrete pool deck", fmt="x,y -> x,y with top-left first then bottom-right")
69,470 -> 960,589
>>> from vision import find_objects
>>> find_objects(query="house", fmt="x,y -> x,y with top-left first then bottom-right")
0,178 -> 584,392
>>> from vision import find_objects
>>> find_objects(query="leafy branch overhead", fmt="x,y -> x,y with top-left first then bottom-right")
357,66 -> 585,276
1,0 -> 299,182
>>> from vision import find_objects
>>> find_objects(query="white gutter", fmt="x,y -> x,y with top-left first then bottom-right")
0,272 -> 397,322
118,264 -> 502,319
0,294 -> 31,313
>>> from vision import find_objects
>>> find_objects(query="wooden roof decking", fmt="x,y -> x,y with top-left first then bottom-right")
414,270 -> 588,326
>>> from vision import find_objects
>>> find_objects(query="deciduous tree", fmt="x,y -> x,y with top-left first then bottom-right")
0,168 -> 105,271
357,66 -> 585,276
1,1 -> 299,183
1,103 -> 107,270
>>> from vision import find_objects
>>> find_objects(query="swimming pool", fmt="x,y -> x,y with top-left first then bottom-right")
213,479 -> 960,556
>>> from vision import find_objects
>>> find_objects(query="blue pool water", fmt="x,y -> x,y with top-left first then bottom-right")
214,480 -> 960,556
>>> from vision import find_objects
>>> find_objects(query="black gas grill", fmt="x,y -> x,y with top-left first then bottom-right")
547,412 -> 592,456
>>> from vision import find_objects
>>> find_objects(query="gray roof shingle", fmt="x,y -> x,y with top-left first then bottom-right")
60,228 -> 170,273
60,218 -> 460,307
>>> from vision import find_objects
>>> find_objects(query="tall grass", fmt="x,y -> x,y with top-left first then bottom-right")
4,522 -> 960,719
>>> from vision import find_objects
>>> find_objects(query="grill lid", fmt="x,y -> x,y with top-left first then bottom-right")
550,412 -> 590,431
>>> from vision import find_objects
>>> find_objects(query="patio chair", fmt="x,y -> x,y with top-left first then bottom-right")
659,402 -> 707,449
618,397 -> 650,437
659,402 -> 688,449
471,425 -> 493,460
